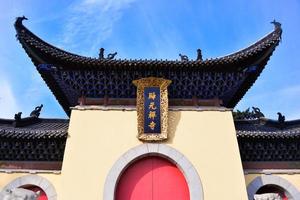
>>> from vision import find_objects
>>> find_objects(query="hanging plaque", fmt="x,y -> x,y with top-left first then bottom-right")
133,77 -> 171,141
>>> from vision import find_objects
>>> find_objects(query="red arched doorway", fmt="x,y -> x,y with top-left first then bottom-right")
256,184 -> 288,200
20,185 -> 48,200
116,156 -> 190,200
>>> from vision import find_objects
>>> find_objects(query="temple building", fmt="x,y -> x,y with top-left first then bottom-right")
1,17 -> 300,200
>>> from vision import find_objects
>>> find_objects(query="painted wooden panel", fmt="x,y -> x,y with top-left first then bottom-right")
116,156 -> 189,200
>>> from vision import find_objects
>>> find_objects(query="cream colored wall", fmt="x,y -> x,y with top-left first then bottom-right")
60,108 -> 248,200
4,109 -> 300,200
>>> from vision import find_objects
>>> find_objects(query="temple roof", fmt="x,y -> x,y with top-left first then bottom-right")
0,118 -> 68,139
235,118 -> 300,139
236,116 -> 300,163
14,17 -> 282,70
0,115 -> 67,163
2,113 -> 299,140
1,114 -> 300,164
14,17 -> 282,115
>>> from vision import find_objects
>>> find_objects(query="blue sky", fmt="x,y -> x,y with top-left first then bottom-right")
0,0 -> 300,119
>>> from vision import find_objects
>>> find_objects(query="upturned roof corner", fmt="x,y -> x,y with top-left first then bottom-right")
14,18 -> 282,116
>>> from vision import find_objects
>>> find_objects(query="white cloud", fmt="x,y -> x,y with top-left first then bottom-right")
60,0 -> 136,56
279,84 -> 300,97
0,77 -> 20,118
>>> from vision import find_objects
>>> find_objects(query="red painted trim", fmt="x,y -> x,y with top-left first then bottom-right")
0,161 -> 62,170
243,161 -> 300,169
78,97 -> 221,107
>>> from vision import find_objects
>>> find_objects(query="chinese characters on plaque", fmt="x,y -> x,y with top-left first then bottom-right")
133,77 -> 171,141
144,87 -> 161,133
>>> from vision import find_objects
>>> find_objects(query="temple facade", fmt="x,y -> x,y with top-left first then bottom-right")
1,17 -> 300,200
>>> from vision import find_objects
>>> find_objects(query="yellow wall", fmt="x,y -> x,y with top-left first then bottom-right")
59,107 -> 248,200
3,108 -> 300,199
0,108 -> 249,199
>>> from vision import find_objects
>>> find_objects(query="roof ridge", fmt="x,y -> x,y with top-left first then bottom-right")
14,16 -> 87,60
14,17 -> 282,115
14,16 -> 282,64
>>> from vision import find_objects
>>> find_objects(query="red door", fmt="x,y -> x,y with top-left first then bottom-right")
21,185 -> 48,200
256,185 -> 288,200
116,156 -> 190,200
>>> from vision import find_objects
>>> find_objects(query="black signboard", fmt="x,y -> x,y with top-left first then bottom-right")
144,87 -> 161,133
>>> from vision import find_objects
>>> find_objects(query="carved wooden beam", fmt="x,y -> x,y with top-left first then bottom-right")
78,97 -> 222,107
0,161 -> 62,170
243,161 -> 300,169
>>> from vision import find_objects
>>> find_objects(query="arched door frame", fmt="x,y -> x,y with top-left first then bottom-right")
2,174 -> 57,200
103,144 -> 204,200
247,175 -> 300,200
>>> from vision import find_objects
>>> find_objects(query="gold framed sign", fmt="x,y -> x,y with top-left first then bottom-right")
133,77 -> 172,141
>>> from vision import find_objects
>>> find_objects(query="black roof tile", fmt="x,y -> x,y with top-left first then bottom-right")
14,17 -> 282,116
0,118 -> 68,139
235,118 -> 300,138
